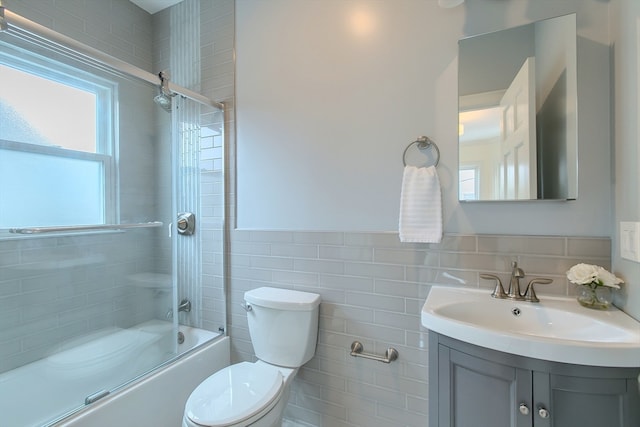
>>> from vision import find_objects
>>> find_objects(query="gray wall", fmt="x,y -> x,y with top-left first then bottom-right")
610,0 -> 640,320
235,0 -> 611,236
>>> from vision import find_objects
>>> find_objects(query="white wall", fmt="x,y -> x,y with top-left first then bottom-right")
236,0 -> 611,236
610,0 -> 640,320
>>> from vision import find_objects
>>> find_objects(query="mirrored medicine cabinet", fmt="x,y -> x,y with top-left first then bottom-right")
458,14 -> 577,202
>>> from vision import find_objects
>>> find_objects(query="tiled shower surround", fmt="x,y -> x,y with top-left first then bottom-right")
227,231 -> 610,426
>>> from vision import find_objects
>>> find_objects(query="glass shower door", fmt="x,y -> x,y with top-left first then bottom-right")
0,28 -> 182,426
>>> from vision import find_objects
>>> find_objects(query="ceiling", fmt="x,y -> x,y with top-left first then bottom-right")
129,0 -> 183,14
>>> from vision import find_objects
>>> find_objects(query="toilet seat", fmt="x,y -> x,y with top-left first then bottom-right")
184,362 -> 284,427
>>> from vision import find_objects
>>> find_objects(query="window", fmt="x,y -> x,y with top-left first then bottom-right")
459,167 -> 479,201
0,43 -> 116,229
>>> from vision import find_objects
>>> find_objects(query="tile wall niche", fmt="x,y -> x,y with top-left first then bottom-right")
227,231 -> 610,426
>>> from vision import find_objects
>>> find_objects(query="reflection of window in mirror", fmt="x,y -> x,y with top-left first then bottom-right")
459,167 -> 479,201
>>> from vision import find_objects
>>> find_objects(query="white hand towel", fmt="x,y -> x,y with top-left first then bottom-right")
399,165 -> 443,243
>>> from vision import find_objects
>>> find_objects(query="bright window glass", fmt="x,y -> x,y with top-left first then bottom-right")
0,64 -> 97,152
0,149 -> 105,227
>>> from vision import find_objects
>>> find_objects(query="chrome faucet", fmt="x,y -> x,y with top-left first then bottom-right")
481,261 -> 552,302
507,261 -> 525,300
165,298 -> 192,319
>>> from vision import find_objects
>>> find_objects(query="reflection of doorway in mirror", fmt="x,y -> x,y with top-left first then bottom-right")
499,57 -> 537,200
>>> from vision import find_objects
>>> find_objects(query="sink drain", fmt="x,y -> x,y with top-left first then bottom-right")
511,307 -> 522,317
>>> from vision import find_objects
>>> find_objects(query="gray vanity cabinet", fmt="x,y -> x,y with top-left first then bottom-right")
429,333 -> 640,427
434,344 -> 533,426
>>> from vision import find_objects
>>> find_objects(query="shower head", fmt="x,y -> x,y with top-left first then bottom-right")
154,70 -> 175,113
154,91 -> 172,112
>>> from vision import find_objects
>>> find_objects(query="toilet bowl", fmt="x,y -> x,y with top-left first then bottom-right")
183,287 -> 321,427
182,361 -> 296,427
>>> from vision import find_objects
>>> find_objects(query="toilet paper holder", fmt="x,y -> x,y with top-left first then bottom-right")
350,341 -> 398,364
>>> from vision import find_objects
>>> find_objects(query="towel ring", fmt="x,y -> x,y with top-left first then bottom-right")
402,136 -> 440,167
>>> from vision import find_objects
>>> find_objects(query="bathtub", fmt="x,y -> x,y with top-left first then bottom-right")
0,320 -> 229,427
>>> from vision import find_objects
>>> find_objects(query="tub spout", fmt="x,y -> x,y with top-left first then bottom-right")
166,299 -> 191,319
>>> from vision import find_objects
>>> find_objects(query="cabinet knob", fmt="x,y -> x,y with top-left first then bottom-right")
519,403 -> 530,415
538,406 -> 550,419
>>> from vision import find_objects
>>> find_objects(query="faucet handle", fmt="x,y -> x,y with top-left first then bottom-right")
481,273 -> 507,299
523,278 -> 553,302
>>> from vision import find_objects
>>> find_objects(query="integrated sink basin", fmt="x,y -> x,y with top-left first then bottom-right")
421,286 -> 640,367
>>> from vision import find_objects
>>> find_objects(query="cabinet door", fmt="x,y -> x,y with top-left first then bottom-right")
534,371 -> 640,427
437,345 -> 533,427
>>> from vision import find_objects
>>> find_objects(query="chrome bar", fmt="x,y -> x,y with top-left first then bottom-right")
350,341 -> 399,364
9,221 -> 163,235
0,8 -> 223,111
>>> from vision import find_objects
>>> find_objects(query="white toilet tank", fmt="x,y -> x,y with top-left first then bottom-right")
244,287 -> 321,368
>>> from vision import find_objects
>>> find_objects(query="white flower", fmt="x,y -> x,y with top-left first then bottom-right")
566,263 -> 623,289
566,263 -> 599,285
596,266 -> 623,289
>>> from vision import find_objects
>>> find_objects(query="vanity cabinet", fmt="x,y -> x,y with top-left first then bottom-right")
429,333 -> 640,427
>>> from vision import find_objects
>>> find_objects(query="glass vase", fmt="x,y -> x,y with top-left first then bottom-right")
577,284 -> 612,310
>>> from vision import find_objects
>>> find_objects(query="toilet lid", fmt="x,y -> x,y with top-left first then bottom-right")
185,362 -> 284,427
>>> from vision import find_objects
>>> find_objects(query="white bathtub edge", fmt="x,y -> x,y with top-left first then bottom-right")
55,336 -> 230,427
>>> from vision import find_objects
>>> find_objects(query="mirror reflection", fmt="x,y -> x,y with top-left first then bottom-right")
458,14 -> 577,201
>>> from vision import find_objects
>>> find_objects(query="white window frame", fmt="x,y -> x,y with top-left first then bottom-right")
0,44 -> 118,228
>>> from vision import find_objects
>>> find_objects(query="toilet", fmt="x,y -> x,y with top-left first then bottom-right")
183,287 -> 321,427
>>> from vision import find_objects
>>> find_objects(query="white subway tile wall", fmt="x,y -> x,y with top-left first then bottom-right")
227,230 -> 610,426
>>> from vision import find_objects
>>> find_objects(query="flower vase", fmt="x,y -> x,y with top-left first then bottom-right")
577,284 -> 612,310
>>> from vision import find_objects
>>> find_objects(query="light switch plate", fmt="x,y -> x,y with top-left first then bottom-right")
620,221 -> 640,262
